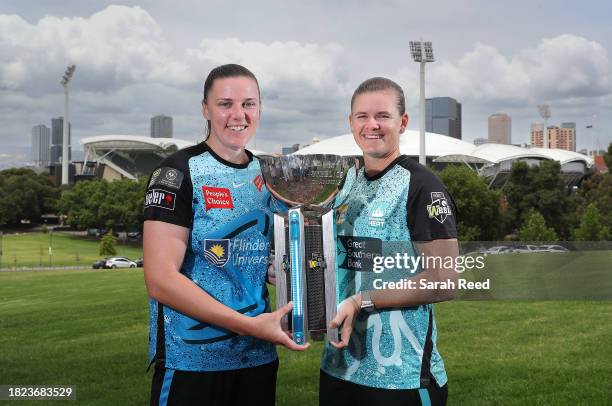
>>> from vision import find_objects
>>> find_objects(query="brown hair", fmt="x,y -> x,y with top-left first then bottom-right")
202,64 -> 260,138
350,77 -> 406,115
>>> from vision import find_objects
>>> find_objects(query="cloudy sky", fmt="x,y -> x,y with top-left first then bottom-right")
1,0 -> 611,162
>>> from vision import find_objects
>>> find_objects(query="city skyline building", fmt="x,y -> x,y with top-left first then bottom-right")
150,114 -> 173,138
530,122 -> 576,151
425,97 -> 462,139
50,117 -> 71,164
31,124 -> 50,166
488,113 -> 511,144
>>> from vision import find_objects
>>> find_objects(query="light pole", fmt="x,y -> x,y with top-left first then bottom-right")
60,64 -> 76,185
410,41 -> 435,166
537,104 -> 551,149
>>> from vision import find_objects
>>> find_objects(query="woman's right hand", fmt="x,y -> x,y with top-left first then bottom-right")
249,302 -> 310,351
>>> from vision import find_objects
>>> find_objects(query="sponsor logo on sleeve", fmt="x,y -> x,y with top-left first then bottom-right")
426,191 -> 453,223
201,186 -> 234,211
253,175 -> 264,192
204,239 -> 230,267
144,189 -> 176,210
149,167 -> 184,189
148,168 -> 162,187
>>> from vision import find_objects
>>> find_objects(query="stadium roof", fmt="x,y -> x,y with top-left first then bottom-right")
80,135 -> 269,156
80,135 -> 195,151
294,131 -> 476,157
293,130 -> 593,168
79,135 -> 271,180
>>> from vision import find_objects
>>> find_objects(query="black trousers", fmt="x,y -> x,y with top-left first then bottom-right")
319,369 -> 448,406
151,359 -> 279,406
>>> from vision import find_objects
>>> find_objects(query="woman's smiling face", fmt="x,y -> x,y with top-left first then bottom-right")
349,89 -> 408,160
203,76 -> 260,152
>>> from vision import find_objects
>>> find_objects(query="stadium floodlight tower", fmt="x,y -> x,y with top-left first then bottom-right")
409,41 -> 435,165
60,64 -> 76,185
537,104 -> 551,149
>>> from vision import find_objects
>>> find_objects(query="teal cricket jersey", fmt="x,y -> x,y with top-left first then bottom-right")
144,142 -> 285,371
321,155 -> 458,389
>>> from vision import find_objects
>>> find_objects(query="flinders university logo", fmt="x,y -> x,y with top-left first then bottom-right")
427,192 -> 453,224
204,239 -> 230,267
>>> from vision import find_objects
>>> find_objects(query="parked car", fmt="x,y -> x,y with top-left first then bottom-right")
105,257 -> 137,269
135,258 -> 144,267
513,244 -> 545,253
538,244 -> 569,252
484,246 -> 514,254
127,231 -> 142,239
92,258 -> 108,269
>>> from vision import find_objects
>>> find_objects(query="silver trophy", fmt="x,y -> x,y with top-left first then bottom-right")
259,154 -> 356,344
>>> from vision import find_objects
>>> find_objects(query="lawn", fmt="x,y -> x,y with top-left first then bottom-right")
1,268 -> 611,405
0,232 -> 142,268
459,250 -> 612,300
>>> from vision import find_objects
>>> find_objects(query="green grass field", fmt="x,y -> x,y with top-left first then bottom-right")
0,232 -> 142,268
459,251 -> 612,300
1,269 -> 611,405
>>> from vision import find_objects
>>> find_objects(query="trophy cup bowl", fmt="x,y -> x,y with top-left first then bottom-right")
259,154 -> 356,344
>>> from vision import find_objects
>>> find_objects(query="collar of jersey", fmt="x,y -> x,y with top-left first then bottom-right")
203,141 -> 254,169
363,155 -> 409,181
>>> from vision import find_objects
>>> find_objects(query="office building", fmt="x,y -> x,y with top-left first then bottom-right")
530,122 -> 576,151
488,113 -> 511,144
50,117 -> 71,164
425,97 -> 462,139
31,124 -> 51,166
150,115 -> 173,138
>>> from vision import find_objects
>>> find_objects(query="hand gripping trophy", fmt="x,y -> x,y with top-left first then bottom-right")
259,154 -> 356,344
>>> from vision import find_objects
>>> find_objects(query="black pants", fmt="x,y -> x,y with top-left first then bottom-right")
319,369 -> 448,406
150,359 -> 279,406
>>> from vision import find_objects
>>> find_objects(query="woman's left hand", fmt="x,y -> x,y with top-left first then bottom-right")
329,293 -> 361,349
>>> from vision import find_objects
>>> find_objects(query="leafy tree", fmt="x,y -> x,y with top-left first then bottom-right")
59,177 -> 147,231
437,165 -> 503,240
603,142 -> 612,171
0,168 -> 59,226
504,161 -> 575,239
576,173 -> 612,231
99,229 -> 118,256
573,204 -> 610,241
518,210 -> 558,241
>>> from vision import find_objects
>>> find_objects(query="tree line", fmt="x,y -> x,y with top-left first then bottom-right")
0,142 -> 610,241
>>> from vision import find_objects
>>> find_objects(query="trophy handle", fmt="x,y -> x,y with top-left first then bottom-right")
273,214 -> 289,331
322,209 -> 339,342
288,208 -> 308,344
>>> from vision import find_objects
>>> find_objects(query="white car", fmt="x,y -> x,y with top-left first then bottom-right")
538,244 -> 569,253
513,244 -> 545,253
484,246 -> 513,254
105,257 -> 137,269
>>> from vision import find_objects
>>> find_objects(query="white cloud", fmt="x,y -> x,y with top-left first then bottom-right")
419,35 -> 611,104
185,38 -> 348,96
0,5 -> 192,92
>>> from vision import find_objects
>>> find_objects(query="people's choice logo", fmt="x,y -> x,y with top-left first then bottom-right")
202,186 -> 234,211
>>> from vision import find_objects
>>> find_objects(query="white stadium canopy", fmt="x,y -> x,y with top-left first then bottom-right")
80,135 -> 268,180
293,130 -> 594,188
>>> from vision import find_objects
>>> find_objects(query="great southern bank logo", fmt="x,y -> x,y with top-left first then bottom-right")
426,191 -> 453,224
